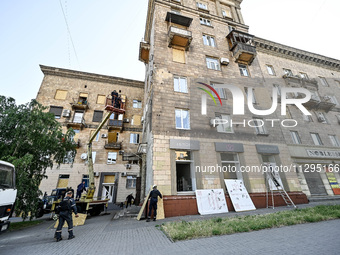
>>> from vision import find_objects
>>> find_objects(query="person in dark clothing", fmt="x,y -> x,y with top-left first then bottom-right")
117,95 -> 122,109
55,191 -> 79,242
76,181 -> 86,200
126,193 -> 134,208
146,185 -> 162,222
111,90 -> 118,107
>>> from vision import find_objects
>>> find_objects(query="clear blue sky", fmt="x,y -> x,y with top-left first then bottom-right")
1,0 -> 339,105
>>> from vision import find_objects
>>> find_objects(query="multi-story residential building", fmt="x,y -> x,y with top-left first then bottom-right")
36,65 -> 144,207
138,0 -> 340,217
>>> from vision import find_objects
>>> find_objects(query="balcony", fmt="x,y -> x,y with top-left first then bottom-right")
283,74 -> 319,90
318,96 -> 336,112
66,117 -> 86,130
139,41 -> 150,63
107,119 -> 123,130
226,30 -> 256,65
165,12 -> 193,27
302,95 -> 321,109
104,142 -> 122,150
168,26 -> 192,50
71,98 -> 89,110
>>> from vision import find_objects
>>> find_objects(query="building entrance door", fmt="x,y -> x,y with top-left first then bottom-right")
102,183 -> 115,202
303,166 -> 327,195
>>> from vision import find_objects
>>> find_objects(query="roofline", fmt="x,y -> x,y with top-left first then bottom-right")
39,65 -> 145,89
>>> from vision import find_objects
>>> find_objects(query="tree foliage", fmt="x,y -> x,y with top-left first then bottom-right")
0,96 -> 76,220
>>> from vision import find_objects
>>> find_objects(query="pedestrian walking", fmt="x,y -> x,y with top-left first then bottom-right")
76,181 -> 86,200
126,193 -> 134,208
146,185 -> 162,222
55,191 -> 79,242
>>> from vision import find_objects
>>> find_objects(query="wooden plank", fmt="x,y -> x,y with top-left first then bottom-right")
54,213 -> 87,228
137,190 -> 150,221
156,191 -> 165,220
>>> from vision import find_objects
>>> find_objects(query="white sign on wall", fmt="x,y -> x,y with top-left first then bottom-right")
195,189 -> 228,215
224,179 -> 256,212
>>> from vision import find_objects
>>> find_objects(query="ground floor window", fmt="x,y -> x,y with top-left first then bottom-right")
82,174 -> 89,188
126,175 -> 137,189
221,153 -> 241,179
57,174 -> 70,188
176,151 -> 195,192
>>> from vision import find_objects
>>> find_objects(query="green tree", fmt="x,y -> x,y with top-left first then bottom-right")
0,96 -> 76,220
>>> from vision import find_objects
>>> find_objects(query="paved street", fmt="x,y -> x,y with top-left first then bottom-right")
1,201 -> 340,255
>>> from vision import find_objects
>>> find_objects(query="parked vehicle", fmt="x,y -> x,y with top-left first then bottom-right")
0,161 -> 17,233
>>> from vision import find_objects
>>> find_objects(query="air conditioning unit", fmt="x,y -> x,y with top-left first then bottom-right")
101,134 -> 108,138
121,172 -> 127,177
80,153 -> 87,160
62,109 -> 71,117
126,164 -> 131,169
119,150 -> 124,155
220,58 -> 230,66
94,172 -> 100,177
123,118 -> 130,123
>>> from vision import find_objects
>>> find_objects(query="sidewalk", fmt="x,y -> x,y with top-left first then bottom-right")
1,200 -> 340,255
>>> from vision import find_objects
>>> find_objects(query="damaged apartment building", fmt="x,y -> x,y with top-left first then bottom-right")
138,0 -> 340,216
36,65 -> 144,206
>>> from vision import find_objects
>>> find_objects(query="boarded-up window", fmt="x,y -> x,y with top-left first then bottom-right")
132,115 -> 142,126
49,106 -> 63,119
55,90 -> 68,100
104,175 -> 115,183
57,174 -> 69,188
97,95 -> 106,104
92,110 -> 103,122
173,48 -> 185,63
108,132 -> 118,143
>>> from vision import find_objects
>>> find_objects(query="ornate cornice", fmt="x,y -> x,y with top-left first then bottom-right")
40,65 -> 144,89
254,37 -> 340,72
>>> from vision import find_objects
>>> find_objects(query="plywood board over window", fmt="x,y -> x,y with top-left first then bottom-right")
108,132 -> 118,143
79,93 -> 88,98
173,48 -> 185,63
132,115 -> 142,126
55,90 -> 68,100
97,95 -> 106,104
104,175 -> 115,184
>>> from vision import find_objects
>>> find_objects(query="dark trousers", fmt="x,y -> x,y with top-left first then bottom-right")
126,201 -> 132,208
55,212 -> 73,238
76,191 -> 82,200
148,200 -> 157,218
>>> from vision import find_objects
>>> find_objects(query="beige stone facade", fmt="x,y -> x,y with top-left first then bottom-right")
36,65 -> 144,204
139,0 -> 340,205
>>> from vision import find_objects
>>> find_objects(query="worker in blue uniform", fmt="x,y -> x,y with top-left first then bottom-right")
146,185 -> 162,222
55,191 -> 79,242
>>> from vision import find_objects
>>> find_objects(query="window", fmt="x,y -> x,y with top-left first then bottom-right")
252,119 -> 267,135
199,17 -> 211,26
316,112 -> 327,124
176,151 -> 195,192
82,175 -> 89,188
132,115 -> 142,126
203,34 -> 216,47
55,90 -> 68,100
206,57 -> 220,71
266,65 -> 275,76
311,133 -> 323,146
130,133 -> 140,144
49,106 -> 63,119
273,84 -> 281,100
283,69 -> 293,76
300,72 -> 309,79
107,152 -> 117,164
302,113 -> 313,122
239,64 -> 249,76
221,153 -> 241,179
57,174 -> 70,188
126,176 -> 137,189
329,135 -> 340,147
222,7 -> 232,18
77,93 -> 88,105
174,76 -> 188,93
319,76 -> 329,87
73,111 -> 84,123
133,100 -> 142,108
97,95 -> 106,105
329,96 -> 339,106
175,109 -> 190,129
244,87 -> 257,104
290,131 -> 302,144
211,83 -> 226,99
173,48 -> 185,63
92,110 -> 103,122
197,2 -> 208,10
216,114 -> 233,133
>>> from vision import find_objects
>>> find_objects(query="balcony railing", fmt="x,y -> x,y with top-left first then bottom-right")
165,12 -> 193,27
318,96 -> 336,112
104,142 -> 122,150
66,117 -> 86,129
283,74 -> 319,90
168,26 -> 192,50
107,119 -> 123,130
71,98 -> 89,110
226,30 -> 256,65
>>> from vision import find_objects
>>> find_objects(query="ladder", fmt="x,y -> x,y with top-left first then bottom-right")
265,166 -> 296,209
